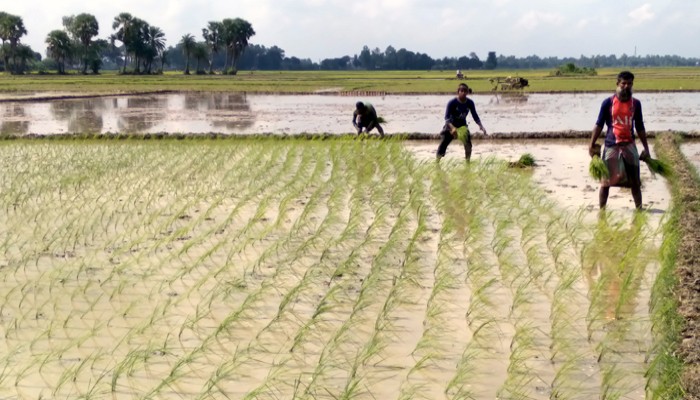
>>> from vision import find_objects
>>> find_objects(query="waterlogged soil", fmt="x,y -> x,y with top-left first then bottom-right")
405,139 -> 672,215
0,139 -> 676,399
2,92 -> 700,135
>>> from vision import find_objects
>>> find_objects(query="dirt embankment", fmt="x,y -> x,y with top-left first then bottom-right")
657,134 -> 700,398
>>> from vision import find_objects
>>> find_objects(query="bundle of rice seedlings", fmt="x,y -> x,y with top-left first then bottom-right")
517,153 -> 536,167
508,153 -> 536,168
589,155 -> 609,180
455,126 -> 469,145
643,157 -> 672,178
377,116 -> 388,124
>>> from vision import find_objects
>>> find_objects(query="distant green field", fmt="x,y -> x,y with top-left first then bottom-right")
1,67 -> 699,95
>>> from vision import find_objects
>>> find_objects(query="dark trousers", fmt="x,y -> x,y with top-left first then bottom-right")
436,127 -> 472,160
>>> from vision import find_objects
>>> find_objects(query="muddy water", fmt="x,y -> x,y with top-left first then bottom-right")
1,92 -> 699,135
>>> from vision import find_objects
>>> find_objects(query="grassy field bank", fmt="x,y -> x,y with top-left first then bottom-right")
0,137 -> 681,398
1,67 -> 699,95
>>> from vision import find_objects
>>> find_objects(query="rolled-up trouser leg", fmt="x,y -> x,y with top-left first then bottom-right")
436,130 -> 453,158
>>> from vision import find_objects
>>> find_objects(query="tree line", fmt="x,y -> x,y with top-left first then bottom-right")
1,10 -> 699,75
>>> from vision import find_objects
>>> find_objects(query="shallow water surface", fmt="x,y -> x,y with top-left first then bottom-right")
1,92 -> 699,135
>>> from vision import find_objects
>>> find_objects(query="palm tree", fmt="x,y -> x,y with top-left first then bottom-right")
143,25 -> 165,74
111,12 -> 134,73
180,34 -> 195,74
202,21 -> 223,74
45,30 -> 72,74
192,42 -> 208,74
0,12 -> 27,74
64,13 -> 99,74
13,44 -> 35,74
159,49 -> 169,73
222,18 -> 255,75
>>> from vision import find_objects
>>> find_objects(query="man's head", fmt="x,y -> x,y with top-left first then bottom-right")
616,71 -> 634,101
355,101 -> 366,113
457,83 -> 470,100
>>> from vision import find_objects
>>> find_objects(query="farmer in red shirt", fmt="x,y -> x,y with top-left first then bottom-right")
589,71 -> 650,210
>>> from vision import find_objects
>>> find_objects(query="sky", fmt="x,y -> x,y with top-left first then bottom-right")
5,0 -> 700,61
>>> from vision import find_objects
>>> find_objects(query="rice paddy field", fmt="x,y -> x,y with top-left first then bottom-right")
0,137 -> 683,399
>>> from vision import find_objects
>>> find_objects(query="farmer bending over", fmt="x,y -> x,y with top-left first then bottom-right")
589,70 -> 650,210
436,83 -> 487,161
353,101 -> 385,137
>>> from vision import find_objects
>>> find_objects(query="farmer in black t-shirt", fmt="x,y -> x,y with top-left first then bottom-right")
436,83 -> 487,161
353,101 -> 385,137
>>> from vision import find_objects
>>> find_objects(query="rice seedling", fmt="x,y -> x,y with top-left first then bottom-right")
589,155 -> 610,180
507,153 -> 537,168
0,137 -> 675,399
642,156 -> 673,178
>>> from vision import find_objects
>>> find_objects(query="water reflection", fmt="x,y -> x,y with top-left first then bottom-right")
184,92 -> 255,130
50,99 -> 105,133
116,96 -> 168,132
1,104 -> 29,134
0,92 -> 698,135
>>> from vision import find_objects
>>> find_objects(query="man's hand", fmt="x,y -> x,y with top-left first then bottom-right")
479,125 -> 487,135
640,148 -> 650,161
589,143 -> 601,158
449,127 -> 457,137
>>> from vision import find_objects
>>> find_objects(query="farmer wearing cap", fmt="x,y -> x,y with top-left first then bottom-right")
436,83 -> 487,161
589,70 -> 650,210
352,101 -> 384,137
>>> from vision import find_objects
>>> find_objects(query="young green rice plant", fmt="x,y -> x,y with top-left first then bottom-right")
589,155 -> 609,180
640,151 -> 673,179
508,152 -> 537,168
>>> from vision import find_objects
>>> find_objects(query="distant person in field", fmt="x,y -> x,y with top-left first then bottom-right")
436,83 -> 487,161
589,70 -> 650,210
352,101 -> 385,137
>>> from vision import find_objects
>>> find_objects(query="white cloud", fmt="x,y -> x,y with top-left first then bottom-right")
628,4 -> 655,26
514,11 -> 565,31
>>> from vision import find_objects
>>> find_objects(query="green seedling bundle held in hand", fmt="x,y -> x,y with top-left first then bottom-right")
640,153 -> 672,178
455,126 -> 469,145
589,155 -> 609,180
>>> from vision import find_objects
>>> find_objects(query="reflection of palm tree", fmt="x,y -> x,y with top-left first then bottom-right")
182,92 -> 255,131
50,98 -> 106,133
1,104 -> 29,134
116,95 -> 167,132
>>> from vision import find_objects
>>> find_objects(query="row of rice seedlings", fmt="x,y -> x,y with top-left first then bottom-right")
639,133 -> 695,398
580,211 -> 658,398
332,154 -> 432,399
406,161 -> 505,398
297,142 -> 416,398
479,163 -> 556,398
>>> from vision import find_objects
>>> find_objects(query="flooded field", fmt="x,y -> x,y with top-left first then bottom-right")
1,92 -> 700,135
0,139 -> 672,398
